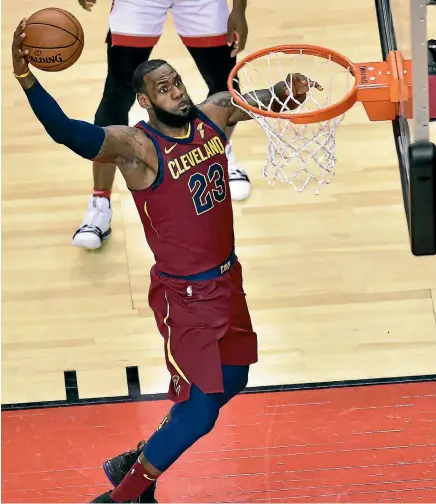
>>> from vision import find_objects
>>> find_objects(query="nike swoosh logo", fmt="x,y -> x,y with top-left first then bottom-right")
143,474 -> 157,481
164,144 -> 177,154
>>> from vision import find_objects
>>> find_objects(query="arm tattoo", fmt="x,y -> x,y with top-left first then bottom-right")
208,92 -> 234,108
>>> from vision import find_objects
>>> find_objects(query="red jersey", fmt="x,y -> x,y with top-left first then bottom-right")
131,110 -> 235,277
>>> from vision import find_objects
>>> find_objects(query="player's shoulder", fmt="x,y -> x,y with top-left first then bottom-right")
104,124 -> 150,140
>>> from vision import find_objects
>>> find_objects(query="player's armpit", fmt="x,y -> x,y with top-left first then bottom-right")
94,126 -> 148,164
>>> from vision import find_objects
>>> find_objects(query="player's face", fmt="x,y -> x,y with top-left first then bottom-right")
142,65 -> 197,127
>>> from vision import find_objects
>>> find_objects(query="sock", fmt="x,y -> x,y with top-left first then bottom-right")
93,188 -> 112,200
110,460 -> 157,503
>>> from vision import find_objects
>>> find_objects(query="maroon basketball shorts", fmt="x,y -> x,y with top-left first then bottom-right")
148,254 -> 258,403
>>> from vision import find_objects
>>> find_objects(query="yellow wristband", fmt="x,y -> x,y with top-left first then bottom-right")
14,70 -> 30,79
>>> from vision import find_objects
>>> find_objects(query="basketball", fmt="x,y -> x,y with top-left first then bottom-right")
22,8 -> 84,72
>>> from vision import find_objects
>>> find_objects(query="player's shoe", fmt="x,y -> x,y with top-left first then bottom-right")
72,196 -> 112,249
103,441 -> 146,487
102,441 -> 158,503
226,141 -> 251,201
91,490 -> 117,503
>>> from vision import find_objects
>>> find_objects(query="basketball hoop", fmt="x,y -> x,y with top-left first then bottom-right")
227,44 -> 412,193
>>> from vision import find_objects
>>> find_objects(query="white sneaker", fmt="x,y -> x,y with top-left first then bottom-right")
226,141 -> 251,201
72,196 -> 112,250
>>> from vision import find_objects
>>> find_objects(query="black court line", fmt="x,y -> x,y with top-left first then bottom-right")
2,368 -> 435,411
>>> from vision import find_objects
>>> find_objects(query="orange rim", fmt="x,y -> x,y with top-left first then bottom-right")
227,44 -> 412,124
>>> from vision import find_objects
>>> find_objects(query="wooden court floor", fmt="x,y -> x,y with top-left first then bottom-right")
2,0 -> 436,405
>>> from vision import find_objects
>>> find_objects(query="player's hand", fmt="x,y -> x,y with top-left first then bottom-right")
12,18 -> 29,76
78,0 -> 96,11
227,7 -> 248,58
285,73 -> 323,102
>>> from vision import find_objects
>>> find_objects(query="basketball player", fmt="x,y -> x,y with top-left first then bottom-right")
12,18 -> 319,503
74,0 -> 252,251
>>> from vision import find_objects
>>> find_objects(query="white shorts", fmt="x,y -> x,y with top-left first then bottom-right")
109,0 -> 230,48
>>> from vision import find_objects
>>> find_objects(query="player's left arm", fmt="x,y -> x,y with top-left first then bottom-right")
199,74 -> 323,128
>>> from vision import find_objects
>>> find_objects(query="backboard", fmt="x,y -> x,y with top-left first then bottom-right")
375,0 -> 436,255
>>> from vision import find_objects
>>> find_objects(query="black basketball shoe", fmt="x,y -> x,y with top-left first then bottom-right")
91,490 -> 117,503
102,441 -> 157,503
90,489 -> 155,504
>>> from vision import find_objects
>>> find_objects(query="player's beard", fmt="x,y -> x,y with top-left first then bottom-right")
151,100 -> 198,128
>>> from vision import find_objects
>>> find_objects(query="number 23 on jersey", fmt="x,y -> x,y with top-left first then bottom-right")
188,163 -> 226,215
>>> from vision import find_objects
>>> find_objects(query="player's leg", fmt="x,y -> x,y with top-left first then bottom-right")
173,0 -> 251,201
95,262 -> 257,502
102,361 -> 250,486
72,0 -> 167,250
92,364 -> 249,503
93,267 -> 255,502
186,45 -> 251,200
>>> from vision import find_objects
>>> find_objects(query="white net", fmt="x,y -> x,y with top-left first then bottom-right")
230,49 -> 355,194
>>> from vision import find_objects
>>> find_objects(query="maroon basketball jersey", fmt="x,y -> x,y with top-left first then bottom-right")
131,110 -> 235,277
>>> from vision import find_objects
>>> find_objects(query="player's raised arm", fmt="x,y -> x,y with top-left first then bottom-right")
11,19 -> 147,166
200,73 -> 323,127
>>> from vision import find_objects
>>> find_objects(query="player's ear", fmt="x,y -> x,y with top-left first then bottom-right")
137,93 -> 151,110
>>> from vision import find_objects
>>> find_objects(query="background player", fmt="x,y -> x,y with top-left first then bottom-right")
12,17 -> 317,503
74,0 -> 252,250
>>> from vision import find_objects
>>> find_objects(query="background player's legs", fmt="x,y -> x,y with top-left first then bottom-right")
188,46 -> 251,202
72,38 -> 153,250
173,0 -> 251,201
73,0 -> 168,250
95,365 -> 249,502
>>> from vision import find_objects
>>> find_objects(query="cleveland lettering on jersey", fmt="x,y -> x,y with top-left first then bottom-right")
132,116 -> 233,277
168,135 -> 225,180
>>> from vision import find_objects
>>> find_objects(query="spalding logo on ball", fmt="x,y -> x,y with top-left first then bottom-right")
22,7 -> 84,72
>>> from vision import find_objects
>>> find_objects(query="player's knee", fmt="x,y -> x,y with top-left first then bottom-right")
187,45 -> 238,97
185,386 -> 220,437
193,404 -> 220,437
94,77 -> 136,127
206,74 -> 230,96
222,364 -> 249,398
235,366 -> 249,394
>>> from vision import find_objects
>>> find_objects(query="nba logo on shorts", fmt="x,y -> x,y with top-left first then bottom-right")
186,285 -> 193,297
172,375 -> 181,397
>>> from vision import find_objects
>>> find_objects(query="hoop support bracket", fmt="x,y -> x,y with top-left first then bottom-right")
227,45 -> 413,124
354,50 -> 412,121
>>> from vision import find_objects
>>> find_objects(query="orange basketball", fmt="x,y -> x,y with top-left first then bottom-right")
22,8 -> 84,72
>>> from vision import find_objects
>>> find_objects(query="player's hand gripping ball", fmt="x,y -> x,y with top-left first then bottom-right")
19,8 -> 84,72
12,19 -> 30,77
